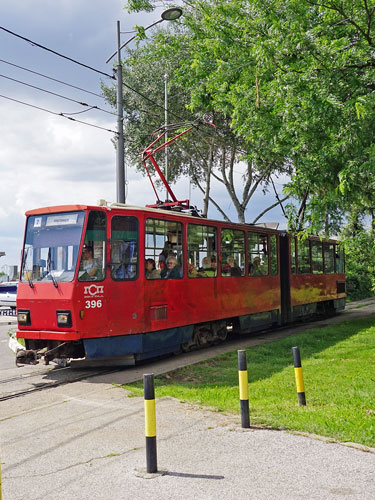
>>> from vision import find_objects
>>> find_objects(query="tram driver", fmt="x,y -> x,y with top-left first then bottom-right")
79,245 -> 101,280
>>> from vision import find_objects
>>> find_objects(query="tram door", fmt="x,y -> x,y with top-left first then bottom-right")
107,214 -> 141,336
77,210 -> 110,337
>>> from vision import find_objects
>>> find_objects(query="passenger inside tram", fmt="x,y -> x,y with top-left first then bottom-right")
145,258 -> 160,279
161,255 -> 181,279
158,241 -> 174,270
197,256 -> 216,277
250,256 -> 266,276
226,256 -> 242,276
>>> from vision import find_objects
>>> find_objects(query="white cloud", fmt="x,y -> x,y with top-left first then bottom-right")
0,0 -> 287,271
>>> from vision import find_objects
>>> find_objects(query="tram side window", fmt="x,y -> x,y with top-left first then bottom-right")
297,238 -> 311,274
270,234 -> 278,275
145,218 -> 183,279
248,232 -> 268,276
187,224 -> 217,278
311,240 -> 323,274
78,211 -> 106,282
221,229 -> 245,277
290,238 -> 297,274
110,216 -> 138,280
335,244 -> 345,273
323,242 -> 335,274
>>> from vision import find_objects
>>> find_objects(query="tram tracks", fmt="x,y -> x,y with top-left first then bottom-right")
0,324 -> 336,403
2,302 -> 373,404
0,367 -> 66,385
0,367 -> 123,402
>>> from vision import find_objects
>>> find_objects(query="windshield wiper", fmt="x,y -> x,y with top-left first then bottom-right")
22,247 -> 34,289
47,248 -> 58,289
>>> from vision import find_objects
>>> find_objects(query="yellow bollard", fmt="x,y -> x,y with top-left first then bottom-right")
238,350 -> 250,428
144,373 -> 157,473
292,346 -> 306,406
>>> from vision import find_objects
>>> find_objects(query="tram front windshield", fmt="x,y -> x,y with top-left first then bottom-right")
21,211 -> 85,283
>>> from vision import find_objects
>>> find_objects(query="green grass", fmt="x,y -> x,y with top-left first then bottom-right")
122,317 -> 375,447
8,328 -> 25,347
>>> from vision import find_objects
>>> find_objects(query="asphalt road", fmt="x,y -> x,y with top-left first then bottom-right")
0,322 -> 18,370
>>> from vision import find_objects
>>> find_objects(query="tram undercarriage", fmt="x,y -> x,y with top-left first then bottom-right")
16,318 -> 234,367
15,296 -> 345,368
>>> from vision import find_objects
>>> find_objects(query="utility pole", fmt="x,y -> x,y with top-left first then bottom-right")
106,9 -> 182,205
116,20 -> 125,204
164,73 -> 168,201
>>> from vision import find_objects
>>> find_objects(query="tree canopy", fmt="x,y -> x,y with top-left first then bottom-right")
102,24 -> 291,222
122,0 -> 375,234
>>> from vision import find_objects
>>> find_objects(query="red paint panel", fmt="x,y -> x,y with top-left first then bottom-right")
16,205 -> 283,344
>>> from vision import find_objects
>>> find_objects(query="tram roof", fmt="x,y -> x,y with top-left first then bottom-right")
25,201 -> 282,232
25,202 -> 338,241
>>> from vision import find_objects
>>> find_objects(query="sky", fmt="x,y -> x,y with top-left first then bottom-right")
0,0 -> 287,273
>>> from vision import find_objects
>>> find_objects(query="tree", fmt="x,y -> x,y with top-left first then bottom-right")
341,211 -> 375,300
124,0 -> 375,233
102,28 -> 290,222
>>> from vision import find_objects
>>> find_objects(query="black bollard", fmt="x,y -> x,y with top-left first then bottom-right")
144,373 -> 157,473
238,350 -> 250,428
292,347 -> 306,406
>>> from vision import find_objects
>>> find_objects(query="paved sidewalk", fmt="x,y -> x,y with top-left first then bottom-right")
1,380 -> 375,500
0,315 -> 16,326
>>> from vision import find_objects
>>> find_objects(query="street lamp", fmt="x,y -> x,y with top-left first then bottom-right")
106,7 -> 183,204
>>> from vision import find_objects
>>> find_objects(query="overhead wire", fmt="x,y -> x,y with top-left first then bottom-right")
0,93 -> 118,134
0,73 -> 119,117
0,28 -> 190,132
0,26 -> 220,147
0,58 -> 106,100
0,26 -> 115,80
61,107 -> 97,115
122,80 -> 188,124
119,80 -> 225,153
0,26 -> 204,135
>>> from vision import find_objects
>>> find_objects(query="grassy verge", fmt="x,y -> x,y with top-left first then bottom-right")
122,317 -> 375,447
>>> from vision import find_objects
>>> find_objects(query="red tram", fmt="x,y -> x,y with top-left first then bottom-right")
16,202 -> 346,365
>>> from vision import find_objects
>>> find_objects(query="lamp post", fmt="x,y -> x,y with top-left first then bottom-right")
164,73 -> 168,201
106,8 -> 183,204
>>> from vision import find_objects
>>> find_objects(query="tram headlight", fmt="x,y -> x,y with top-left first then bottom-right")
18,309 -> 31,326
57,310 -> 72,328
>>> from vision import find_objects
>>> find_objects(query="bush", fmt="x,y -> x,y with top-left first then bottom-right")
343,223 -> 375,301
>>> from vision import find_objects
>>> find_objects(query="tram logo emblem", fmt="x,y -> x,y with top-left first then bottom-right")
84,284 -> 104,297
